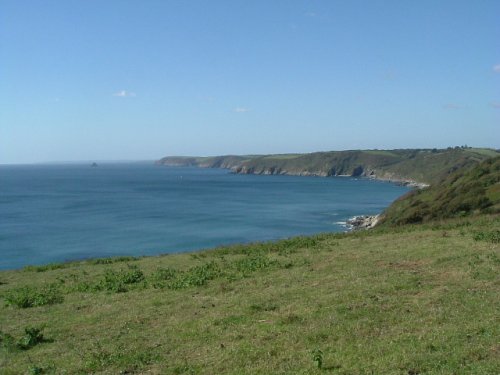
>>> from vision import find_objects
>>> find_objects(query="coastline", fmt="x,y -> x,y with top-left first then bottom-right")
157,149 -> 497,195
158,162 -> 430,190
228,164 -> 430,189
346,214 -> 381,230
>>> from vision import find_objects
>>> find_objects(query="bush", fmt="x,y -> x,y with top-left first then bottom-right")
4,284 -> 63,308
23,262 -> 69,272
88,256 -> 139,265
473,230 -> 500,244
28,366 -> 45,375
1,326 -> 48,352
234,254 -> 277,274
0,330 -> 17,351
97,265 -> 145,293
169,262 -> 222,289
249,302 -> 279,312
149,267 -> 178,289
17,327 -> 45,350
311,348 -> 323,369
150,267 -> 177,281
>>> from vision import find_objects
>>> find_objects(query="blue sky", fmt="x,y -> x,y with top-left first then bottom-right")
1,1 -> 499,164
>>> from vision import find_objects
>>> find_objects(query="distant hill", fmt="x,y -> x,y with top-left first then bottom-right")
380,156 -> 500,226
158,147 -> 499,185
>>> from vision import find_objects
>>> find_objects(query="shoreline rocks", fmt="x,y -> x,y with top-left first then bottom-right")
367,174 -> 429,189
390,179 -> 429,189
346,215 -> 380,230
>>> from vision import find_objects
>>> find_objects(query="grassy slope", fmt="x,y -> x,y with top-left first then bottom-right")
381,156 -> 500,226
374,148 -> 498,184
158,148 -> 499,184
1,216 -> 499,374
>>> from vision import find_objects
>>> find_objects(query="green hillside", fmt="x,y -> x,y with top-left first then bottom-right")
158,147 -> 499,185
0,215 -> 499,374
381,156 -> 500,226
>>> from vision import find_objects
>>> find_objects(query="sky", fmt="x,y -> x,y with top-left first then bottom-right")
1,0 -> 499,164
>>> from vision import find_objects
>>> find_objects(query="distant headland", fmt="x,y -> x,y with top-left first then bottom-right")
157,147 -> 499,187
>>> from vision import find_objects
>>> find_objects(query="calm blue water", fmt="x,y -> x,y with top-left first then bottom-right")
0,163 -> 410,269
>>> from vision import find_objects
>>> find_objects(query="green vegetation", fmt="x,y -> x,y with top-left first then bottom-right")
311,348 -> 323,369
22,256 -> 141,273
1,326 -> 49,355
1,152 -> 499,373
473,230 -> 500,244
158,147 -> 499,184
467,148 -> 499,158
17,327 -> 47,350
381,156 -> 500,226
1,215 -> 498,374
4,284 -> 63,308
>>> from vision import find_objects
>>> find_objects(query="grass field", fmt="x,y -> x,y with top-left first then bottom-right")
0,215 -> 498,374
467,149 -> 500,158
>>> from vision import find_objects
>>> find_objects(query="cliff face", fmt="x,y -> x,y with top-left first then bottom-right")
157,148 -> 499,186
232,164 -> 373,178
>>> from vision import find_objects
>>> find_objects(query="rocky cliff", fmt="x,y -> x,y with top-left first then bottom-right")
157,148 -> 499,186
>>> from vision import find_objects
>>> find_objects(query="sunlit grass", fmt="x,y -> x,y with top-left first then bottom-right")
0,215 -> 498,374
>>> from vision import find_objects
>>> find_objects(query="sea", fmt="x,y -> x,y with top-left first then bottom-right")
0,163 -> 410,270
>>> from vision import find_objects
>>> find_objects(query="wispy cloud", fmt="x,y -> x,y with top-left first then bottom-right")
491,102 -> 500,108
233,107 -> 250,113
443,103 -> 461,110
113,90 -> 136,97
493,64 -> 500,73
304,11 -> 317,17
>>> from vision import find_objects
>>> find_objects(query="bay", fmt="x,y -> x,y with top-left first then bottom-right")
0,163 -> 410,269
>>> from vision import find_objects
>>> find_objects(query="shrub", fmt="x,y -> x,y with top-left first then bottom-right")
88,256 -> 139,265
249,302 -> 278,312
473,230 -> 500,243
17,327 -> 45,350
4,284 -> 63,308
1,326 -> 48,352
0,330 -> 17,351
150,267 -> 177,281
23,262 -> 69,272
234,254 -> 277,274
169,261 -> 222,289
311,348 -> 323,369
98,265 -> 145,293
149,267 -> 178,289
89,258 -> 114,265
28,366 -> 45,375
73,281 -> 97,293
271,236 -> 319,254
